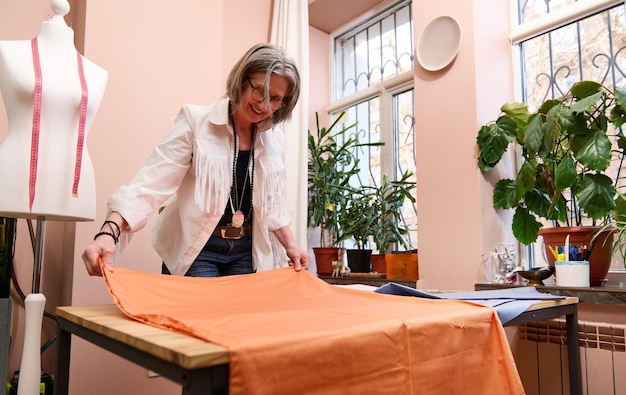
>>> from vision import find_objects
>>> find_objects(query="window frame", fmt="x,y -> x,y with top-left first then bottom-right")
327,0 -> 416,252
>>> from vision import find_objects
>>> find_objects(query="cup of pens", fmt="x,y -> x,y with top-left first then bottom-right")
550,235 -> 590,287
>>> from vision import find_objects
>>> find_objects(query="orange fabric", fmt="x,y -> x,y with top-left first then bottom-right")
102,266 -> 525,395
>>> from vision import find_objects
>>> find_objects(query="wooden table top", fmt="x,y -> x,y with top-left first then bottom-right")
56,304 -> 229,370
56,297 -> 578,371
523,296 -> 579,312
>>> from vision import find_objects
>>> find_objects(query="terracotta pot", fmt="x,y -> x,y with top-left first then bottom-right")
538,226 -> 614,286
370,254 -> 387,276
386,252 -> 418,281
313,247 -> 345,276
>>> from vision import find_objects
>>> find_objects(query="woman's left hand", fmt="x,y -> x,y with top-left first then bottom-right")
286,247 -> 310,271
272,226 -> 309,271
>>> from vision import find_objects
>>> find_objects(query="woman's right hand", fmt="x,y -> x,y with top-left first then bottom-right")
81,234 -> 116,276
82,214 -> 126,276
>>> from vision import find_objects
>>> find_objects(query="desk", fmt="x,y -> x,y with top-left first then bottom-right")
53,305 -> 229,395
500,297 -> 581,395
54,299 -> 581,395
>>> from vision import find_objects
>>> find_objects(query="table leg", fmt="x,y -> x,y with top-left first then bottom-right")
53,322 -> 71,395
566,308 -> 582,395
182,365 -> 229,395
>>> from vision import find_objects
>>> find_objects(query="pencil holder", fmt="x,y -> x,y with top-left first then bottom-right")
555,261 -> 589,287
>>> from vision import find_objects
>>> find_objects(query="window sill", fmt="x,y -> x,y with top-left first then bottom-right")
475,282 -> 626,305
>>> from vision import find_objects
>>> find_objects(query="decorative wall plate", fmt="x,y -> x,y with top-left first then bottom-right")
416,15 -> 462,71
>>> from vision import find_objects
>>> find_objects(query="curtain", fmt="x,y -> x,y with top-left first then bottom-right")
270,0 -> 309,255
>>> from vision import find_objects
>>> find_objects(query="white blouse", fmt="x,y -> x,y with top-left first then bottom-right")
108,96 -> 291,275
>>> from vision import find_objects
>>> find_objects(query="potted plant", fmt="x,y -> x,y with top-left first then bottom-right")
476,80 -> 626,285
369,172 -> 416,275
307,112 -> 382,275
337,187 -> 376,273
600,193 -> 626,265
337,171 -> 416,274
369,172 -> 416,254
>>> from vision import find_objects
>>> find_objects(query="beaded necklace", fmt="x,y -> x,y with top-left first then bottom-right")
228,102 -> 255,229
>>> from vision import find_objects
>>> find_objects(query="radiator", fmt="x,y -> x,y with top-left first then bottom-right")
516,319 -> 626,395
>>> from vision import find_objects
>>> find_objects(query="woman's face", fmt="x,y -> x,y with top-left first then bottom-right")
239,73 -> 288,124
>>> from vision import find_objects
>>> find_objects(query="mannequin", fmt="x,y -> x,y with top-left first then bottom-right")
0,2 -> 108,394
0,0 -> 108,221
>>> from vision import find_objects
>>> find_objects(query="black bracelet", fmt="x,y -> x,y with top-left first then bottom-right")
102,220 -> 121,238
94,231 -> 119,245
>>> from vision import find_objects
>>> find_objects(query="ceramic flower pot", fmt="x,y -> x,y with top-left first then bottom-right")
370,254 -> 387,276
313,247 -> 345,276
386,251 -> 418,281
538,226 -> 614,286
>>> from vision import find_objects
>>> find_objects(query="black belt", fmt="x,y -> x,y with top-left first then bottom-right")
211,223 -> 251,239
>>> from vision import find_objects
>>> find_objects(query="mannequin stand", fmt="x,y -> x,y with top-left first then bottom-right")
17,216 -> 46,395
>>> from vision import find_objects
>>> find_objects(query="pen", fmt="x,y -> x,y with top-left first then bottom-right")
548,245 -> 559,260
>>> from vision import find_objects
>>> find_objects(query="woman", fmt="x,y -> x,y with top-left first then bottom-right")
82,43 -> 309,277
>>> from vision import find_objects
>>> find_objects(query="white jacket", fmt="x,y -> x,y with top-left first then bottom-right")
108,96 -> 291,275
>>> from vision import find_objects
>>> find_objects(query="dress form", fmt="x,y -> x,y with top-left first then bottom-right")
0,3 -> 108,394
0,3 -> 108,221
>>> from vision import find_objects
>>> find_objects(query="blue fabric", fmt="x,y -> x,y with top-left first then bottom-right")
375,283 -> 565,325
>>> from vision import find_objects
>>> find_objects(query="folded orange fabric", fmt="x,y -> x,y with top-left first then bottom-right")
102,266 -> 524,395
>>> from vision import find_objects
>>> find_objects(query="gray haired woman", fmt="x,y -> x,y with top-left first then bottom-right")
82,43 -> 309,278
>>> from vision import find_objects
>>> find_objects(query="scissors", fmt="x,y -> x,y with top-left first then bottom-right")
495,243 -> 515,257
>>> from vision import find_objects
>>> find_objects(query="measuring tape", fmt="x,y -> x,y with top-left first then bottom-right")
29,38 -> 88,210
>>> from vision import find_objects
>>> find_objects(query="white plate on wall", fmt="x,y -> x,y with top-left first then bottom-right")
416,15 -> 462,71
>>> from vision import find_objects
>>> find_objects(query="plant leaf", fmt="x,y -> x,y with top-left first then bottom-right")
516,160 -> 536,197
524,188 -> 563,221
493,179 -> 519,209
554,155 -> 576,190
476,116 -> 517,171
523,114 -> 544,154
575,173 -> 616,219
612,192 -> 626,223
571,127 -> 612,171
512,206 -> 543,245
570,91 -> 603,113
543,104 -> 572,153
611,87 -> 626,128
501,102 -> 531,129
570,80 -> 602,99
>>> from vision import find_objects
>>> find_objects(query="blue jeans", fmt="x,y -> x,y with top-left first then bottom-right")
162,235 -> 254,277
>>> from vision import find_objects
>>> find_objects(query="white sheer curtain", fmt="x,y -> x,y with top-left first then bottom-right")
270,0 -> 309,253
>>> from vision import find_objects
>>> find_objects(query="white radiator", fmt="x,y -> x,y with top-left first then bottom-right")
516,319 -> 626,395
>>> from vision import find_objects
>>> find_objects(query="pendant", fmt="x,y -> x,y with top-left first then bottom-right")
232,210 -> 244,228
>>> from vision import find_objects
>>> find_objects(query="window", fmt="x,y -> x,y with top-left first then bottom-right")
512,0 -> 626,271
329,0 -> 417,252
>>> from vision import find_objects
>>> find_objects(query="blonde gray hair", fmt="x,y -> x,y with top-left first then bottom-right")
226,43 -> 300,125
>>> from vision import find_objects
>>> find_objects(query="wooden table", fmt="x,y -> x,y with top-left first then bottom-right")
53,304 -> 229,395
53,298 -> 581,395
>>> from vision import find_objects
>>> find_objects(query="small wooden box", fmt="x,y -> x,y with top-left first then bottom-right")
386,252 -> 418,281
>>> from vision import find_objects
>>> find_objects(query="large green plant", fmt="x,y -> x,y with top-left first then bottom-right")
340,172 -> 415,252
476,81 -> 626,245
307,112 -> 383,247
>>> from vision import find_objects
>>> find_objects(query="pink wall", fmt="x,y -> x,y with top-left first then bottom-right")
413,0 -> 515,291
